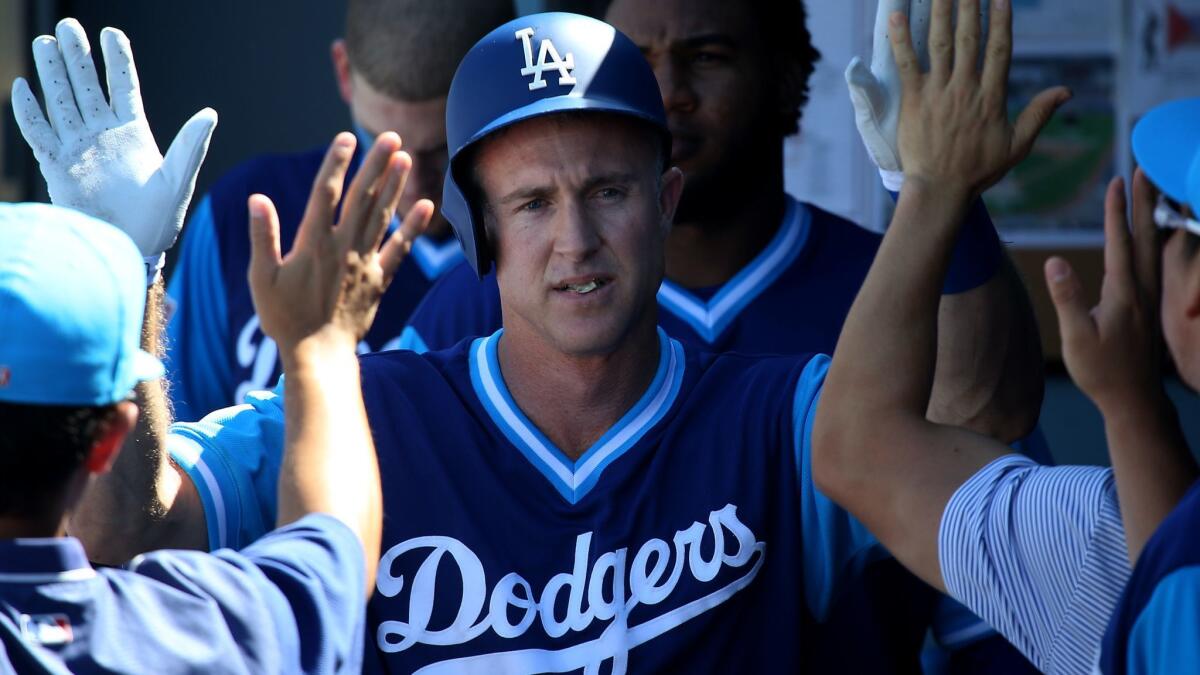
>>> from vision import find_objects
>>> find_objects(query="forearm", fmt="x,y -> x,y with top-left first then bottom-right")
1101,389 -> 1198,562
278,342 -> 382,589
928,258 -> 1044,442
71,280 -> 206,562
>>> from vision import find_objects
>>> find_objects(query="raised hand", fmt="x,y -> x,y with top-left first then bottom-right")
847,0 -> 990,190
247,132 -> 434,362
10,18 -> 216,280
1045,171 -> 1164,411
890,0 -> 1069,199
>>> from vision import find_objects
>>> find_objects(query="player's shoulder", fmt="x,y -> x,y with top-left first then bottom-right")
682,341 -> 828,398
358,337 -> 476,387
799,200 -> 883,251
206,146 -> 329,207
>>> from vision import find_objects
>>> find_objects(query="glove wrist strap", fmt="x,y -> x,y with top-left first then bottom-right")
144,253 -> 164,287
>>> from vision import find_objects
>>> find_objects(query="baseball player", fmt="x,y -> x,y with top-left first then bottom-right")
813,1 -> 1200,673
0,125 -> 411,669
164,0 -> 514,422
17,11 -> 1068,673
400,0 -> 1046,669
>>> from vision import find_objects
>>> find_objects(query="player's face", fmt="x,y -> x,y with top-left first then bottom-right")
606,0 -> 776,220
475,115 -> 681,356
348,72 -> 451,238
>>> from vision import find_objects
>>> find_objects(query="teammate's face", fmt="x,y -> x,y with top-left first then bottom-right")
606,0 -> 775,220
348,72 -> 451,238
475,115 -> 682,356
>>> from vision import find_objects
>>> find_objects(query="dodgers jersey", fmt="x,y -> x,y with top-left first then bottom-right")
170,330 -> 909,672
1101,477 -> 1200,674
166,138 -> 462,422
0,514 -> 364,674
398,196 -> 1047,670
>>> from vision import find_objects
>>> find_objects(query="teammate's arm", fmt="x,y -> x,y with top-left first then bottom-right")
10,19 -> 216,562
1043,170 -> 1197,562
847,0 -> 1042,443
812,0 -> 1069,588
71,281 -> 209,561
248,131 -> 433,592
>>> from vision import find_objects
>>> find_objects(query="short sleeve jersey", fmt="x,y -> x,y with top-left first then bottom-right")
1101,478 -> 1200,674
0,514 -> 364,674
169,332 -> 907,672
939,455 -> 1132,675
166,145 -> 462,422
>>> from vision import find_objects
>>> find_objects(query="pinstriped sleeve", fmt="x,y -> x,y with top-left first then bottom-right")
938,455 -> 1131,675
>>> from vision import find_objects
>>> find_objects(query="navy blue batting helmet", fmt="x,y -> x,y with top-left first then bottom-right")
442,12 -> 670,278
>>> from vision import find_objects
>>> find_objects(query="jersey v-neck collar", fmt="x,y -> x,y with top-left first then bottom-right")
657,197 -> 812,344
468,328 -> 687,504
352,126 -> 464,281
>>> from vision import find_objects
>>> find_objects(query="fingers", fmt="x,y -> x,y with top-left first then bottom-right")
981,0 -> 1013,106
11,78 -> 60,155
161,107 -> 218,187
1101,177 -> 1134,291
360,151 -> 412,254
928,0 -> 955,84
247,194 -> 283,293
32,34 -> 85,137
100,27 -> 144,122
872,0 -> 911,74
953,0 -> 982,82
55,19 -> 114,129
1045,256 -> 1098,351
336,132 -> 402,251
1010,86 -> 1070,165
1131,167 -> 1162,307
380,200 -> 435,282
888,12 -> 923,93
298,133 -> 358,249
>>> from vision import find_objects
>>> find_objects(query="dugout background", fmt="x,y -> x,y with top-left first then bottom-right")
2,0 -> 1199,465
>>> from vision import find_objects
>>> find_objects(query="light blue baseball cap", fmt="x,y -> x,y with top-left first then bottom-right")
0,203 -> 164,406
1133,97 -> 1200,215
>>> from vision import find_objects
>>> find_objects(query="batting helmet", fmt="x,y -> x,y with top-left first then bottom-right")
442,12 -> 670,278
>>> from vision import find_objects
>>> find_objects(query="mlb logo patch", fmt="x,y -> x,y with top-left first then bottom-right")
0,366 -> 9,388
20,613 -> 74,646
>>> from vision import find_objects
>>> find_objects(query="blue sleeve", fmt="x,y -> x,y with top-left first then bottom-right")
939,455 -> 1131,674
793,355 -> 889,621
128,513 -> 366,674
166,195 -> 233,422
1126,566 -> 1200,674
168,380 -> 286,551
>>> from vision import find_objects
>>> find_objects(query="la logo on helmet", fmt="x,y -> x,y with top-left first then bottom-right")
516,27 -> 576,92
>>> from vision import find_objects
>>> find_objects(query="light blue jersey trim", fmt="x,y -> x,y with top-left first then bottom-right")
1127,566 -> 1200,674
793,355 -> 887,621
354,123 -> 463,280
397,325 -> 430,354
468,328 -> 685,504
409,236 -> 464,280
657,198 -> 811,343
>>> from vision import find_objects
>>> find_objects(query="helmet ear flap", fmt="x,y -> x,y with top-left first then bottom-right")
441,167 -> 491,278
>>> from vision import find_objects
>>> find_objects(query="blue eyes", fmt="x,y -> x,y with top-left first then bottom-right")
522,198 -> 546,212
518,189 -> 624,213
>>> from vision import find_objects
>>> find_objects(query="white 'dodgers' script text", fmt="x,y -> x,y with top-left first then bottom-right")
374,503 -> 766,674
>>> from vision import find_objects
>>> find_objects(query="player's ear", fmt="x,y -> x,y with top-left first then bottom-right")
331,39 -> 353,105
658,167 -> 684,233
85,401 -> 138,474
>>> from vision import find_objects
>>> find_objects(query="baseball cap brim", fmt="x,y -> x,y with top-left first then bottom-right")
1133,98 -> 1200,214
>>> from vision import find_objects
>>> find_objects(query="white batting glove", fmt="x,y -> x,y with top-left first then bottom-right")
11,18 -> 216,284
846,0 -> 987,192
